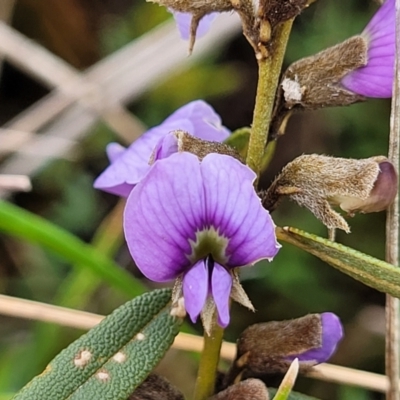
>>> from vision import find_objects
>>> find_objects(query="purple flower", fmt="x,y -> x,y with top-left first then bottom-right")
341,0 -> 395,98
291,313 -> 343,364
94,100 -> 230,197
124,152 -> 280,327
172,12 -> 218,41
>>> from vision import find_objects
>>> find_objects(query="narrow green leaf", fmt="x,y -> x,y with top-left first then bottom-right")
276,226 -> 400,298
0,200 -> 144,297
272,359 -> 299,400
13,289 -> 182,400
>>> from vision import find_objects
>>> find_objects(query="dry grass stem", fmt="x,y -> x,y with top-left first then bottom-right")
0,294 -> 396,393
385,1 -> 400,399
0,15 -> 241,195
0,174 -> 31,192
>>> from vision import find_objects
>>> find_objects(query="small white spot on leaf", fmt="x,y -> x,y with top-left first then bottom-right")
135,332 -> 145,341
112,352 -> 126,363
96,370 -> 110,381
74,350 -> 92,367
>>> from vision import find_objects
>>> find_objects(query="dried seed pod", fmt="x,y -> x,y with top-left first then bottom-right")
261,154 -> 397,232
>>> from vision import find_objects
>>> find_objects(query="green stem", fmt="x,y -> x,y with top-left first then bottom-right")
246,20 -> 294,176
193,319 -> 224,400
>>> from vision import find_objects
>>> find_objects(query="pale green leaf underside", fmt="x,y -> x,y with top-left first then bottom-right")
13,289 -> 181,400
276,227 -> 400,298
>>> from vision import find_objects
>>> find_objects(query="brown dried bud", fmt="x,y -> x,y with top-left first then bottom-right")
210,379 -> 269,400
129,374 -> 184,400
270,36 -> 367,139
261,154 -> 397,232
224,314 -> 323,385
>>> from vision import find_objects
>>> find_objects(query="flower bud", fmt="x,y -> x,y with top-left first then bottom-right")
330,158 -> 398,215
270,0 -> 395,138
261,154 -> 397,232
224,313 -> 343,384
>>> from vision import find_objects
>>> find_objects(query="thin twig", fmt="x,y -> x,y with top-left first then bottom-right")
0,294 -> 396,393
0,175 -> 31,192
0,0 -> 15,79
0,15 -> 241,196
385,1 -> 400,399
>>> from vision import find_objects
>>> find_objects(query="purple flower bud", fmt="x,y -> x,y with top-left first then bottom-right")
341,0 -> 395,98
332,158 -> 398,215
289,313 -> 343,364
231,313 -> 343,379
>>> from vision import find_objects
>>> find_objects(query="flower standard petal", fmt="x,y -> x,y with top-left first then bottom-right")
124,152 -> 205,281
211,262 -> 232,327
94,100 -> 230,197
200,153 -> 280,267
183,259 -> 209,323
341,0 -> 395,98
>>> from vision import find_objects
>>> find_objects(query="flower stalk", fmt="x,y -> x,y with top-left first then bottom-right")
193,315 -> 225,400
246,19 -> 294,176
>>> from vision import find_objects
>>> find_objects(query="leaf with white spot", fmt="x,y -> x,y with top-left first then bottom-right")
12,289 -> 182,400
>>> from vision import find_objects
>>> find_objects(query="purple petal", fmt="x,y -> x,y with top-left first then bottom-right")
211,262 -> 232,327
341,0 -> 395,98
124,152 -> 205,281
297,313 -> 344,363
94,100 -> 230,197
183,260 -> 209,323
163,100 -> 231,142
172,12 -> 219,41
93,125 -> 168,197
106,142 -> 126,163
152,132 -> 179,162
200,153 -> 280,267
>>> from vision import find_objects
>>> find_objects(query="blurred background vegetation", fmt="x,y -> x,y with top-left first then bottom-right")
0,0 -> 392,399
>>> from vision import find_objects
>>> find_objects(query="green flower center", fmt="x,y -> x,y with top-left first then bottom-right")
187,227 -> 229,265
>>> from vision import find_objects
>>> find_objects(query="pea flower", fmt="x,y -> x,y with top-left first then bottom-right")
94,100 -> 230,197
124,152 -> 280,329
341,0 -> 395,98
